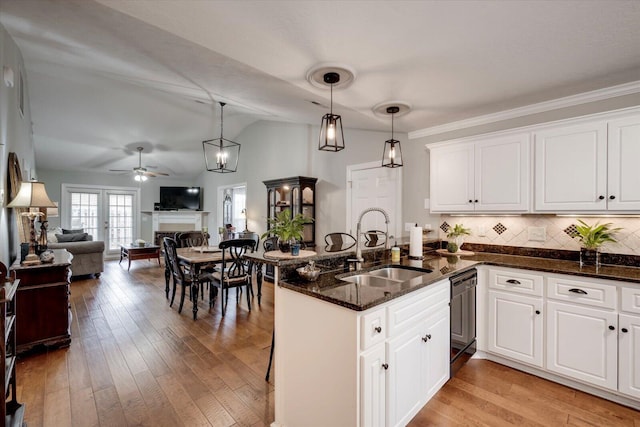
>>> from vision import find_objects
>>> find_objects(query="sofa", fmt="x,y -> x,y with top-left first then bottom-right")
47,229 -> 104,277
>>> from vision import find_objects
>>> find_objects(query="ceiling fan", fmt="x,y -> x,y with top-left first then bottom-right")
110,146 -> 169,181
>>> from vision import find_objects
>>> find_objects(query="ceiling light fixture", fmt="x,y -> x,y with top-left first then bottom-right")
382,106 -> 403,168
318,72 -> 345,152
203,102 -> 240,173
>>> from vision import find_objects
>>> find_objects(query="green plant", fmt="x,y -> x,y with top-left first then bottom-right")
447,224 -> 471,239
261,209 -> 313,243
575,220 -> 621,250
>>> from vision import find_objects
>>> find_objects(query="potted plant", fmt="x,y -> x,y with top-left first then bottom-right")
446,223 -> 471,253
261,209 -> 313,254
575,220 -> 621,266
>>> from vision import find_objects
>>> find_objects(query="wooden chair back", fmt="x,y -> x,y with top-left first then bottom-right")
174,231 -> 209,248
163,237 -> 187,283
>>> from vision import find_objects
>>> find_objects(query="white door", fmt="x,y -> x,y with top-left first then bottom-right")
488,290 -> 543,367
475,133 -> 530,211
429,143 -> 474,212
534,121 -> 608,211
360,344 -> 386,427
608,114 -> 640,211
546,300 -> 617,390
348,162 -> 401,240
619,313 -> 640,399
62,184 -> 139,257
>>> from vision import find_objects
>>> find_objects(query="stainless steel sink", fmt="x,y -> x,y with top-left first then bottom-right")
368,267 -> 425,281
340,266 -> 432,288
341,274 -> 402,288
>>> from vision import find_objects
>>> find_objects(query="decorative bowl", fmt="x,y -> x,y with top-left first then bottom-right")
296,266 -> 320,281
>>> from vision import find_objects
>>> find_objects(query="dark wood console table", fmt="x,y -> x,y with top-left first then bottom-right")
10,249 -> 72,355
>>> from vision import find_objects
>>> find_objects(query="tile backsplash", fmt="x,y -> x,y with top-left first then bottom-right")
440,215 -> 640,256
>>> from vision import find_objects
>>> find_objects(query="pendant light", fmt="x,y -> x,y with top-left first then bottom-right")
318,72 -> 345,152
382,106 -> 403,168
203,102 -> 241,173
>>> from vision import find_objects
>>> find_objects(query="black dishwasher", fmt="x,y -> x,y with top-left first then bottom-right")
450,269 -> 477,376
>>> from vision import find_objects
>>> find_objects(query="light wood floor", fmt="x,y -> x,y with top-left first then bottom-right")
16,259 -> 640,426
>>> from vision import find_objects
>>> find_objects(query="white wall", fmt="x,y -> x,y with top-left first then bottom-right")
196,120 -> 397,243
0,24 -> 36,266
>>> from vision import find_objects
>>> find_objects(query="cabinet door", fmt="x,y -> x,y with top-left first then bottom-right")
488,291 -> 543,367
429,143 -> 474,212
423,306 -> 451,399
475,133 -> 530,211
534,121 -> 607,211
607,115 -> 640,211
386,324 -> 425,427
546,301 -> 617,390
360,345 -> 386,427
619,313 -> 640,399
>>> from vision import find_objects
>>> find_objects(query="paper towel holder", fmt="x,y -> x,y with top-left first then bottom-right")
409,223 -> 424,260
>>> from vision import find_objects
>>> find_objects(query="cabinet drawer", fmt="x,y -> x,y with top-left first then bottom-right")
488,267 -> 543,296
387,280 -> 449,338
621,286 -> 640,315
361,307 -> 386,351
547,276 -> 616,309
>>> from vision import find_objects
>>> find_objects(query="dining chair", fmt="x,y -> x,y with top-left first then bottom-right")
210,238 -> 256,316
324,232 -> 356,248
174,231 -> 209,248
163,237 -> 212,319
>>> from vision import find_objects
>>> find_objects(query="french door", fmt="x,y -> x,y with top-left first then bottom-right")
61,184 -> 140,257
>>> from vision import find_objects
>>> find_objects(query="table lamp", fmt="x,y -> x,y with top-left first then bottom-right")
7,180 -> 57,265
241,208 -> 249,233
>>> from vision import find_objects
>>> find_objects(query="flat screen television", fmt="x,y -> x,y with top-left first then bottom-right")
159,187 -> 202,210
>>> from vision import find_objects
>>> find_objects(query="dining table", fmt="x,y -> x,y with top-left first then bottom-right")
175,246 -> 223,319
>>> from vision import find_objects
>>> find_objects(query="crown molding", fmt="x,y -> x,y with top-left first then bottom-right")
409,80 -> 640,139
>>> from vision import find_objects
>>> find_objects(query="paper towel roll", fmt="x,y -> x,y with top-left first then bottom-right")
409,225 -> 423,258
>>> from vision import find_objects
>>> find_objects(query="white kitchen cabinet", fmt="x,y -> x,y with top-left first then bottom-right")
429,132 -> 530,213
361,344 -> 387,427
387,305 -> 449,427
619,313 -> 640,400
535,113 -> 640,212
534,120 -> 608,211
275,278 -> 450,427
546,300 -> 618,390
607,114 -> 640,210
488,290 -> 543,367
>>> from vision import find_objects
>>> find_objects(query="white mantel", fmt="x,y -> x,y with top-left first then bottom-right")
148,211 -> 209,232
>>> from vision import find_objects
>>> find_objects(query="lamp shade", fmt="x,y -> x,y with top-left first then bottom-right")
7,181 -> 56,208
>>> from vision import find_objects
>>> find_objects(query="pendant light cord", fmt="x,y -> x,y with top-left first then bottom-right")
219,102 -> 225,141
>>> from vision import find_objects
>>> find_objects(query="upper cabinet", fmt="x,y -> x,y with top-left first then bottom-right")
429,133 -> 530,213
534,113 -> 640,212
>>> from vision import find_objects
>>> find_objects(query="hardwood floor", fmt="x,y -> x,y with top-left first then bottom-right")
16,259 -> 640,426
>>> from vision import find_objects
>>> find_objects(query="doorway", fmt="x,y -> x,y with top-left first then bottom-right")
61,184 -> 140,257
346,161 -> 402,241
216,183 -> 247,242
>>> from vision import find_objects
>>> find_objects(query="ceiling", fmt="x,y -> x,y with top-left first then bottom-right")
1,0 -> 639,179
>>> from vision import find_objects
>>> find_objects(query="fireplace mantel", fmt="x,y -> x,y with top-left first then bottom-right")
145,211 -> 210,233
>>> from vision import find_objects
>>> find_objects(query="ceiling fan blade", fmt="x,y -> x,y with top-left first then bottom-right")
109,169 -> 132,172
143,171 -> 169,177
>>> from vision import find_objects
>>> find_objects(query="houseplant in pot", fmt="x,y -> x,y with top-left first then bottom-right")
575,219 -> 621,267
446,224 -> 471,253
262,209 -> 313,254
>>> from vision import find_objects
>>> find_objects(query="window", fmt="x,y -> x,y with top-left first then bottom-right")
70,192 -> 99,237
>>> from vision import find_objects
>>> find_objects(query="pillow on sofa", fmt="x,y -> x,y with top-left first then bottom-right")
62,228 -> 84,234
47,227 -> 62,243
56,232 -> 89,242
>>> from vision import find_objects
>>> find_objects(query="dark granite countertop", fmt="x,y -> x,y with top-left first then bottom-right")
276,249 -> 640,312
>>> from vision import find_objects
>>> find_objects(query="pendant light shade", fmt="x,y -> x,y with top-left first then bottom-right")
318,72 -> 345,152
203,102 -> 241,173
382,106 -> 403,168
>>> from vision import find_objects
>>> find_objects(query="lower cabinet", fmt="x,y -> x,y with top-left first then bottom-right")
361,344 -> 387,427
546,300 -> 618,390
488,290 -> 543,367
386,306 -> 449,427
618,313 -> 640,399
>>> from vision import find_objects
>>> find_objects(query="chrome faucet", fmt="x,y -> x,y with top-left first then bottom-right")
348,207 -> 391,270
